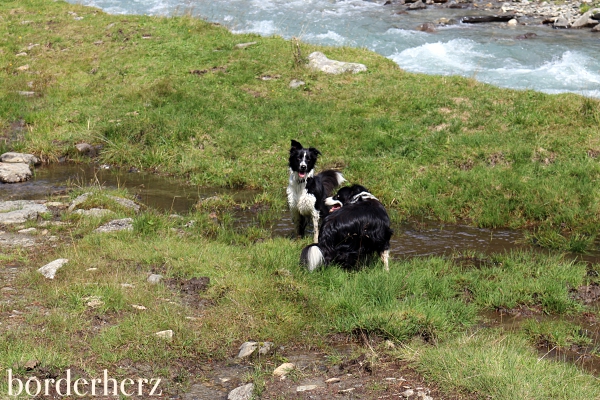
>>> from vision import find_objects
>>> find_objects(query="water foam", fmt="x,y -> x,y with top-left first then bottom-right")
390,39 -> 490,75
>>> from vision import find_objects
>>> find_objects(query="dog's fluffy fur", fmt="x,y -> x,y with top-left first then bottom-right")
287,140 -> 345,243
301,184 -> 393,271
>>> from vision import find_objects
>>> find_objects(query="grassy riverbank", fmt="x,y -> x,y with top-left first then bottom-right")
1,0 -> 599,399
4,0 -> 600,250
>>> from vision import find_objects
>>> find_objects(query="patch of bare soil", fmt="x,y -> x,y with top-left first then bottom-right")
163,335 -> 478,400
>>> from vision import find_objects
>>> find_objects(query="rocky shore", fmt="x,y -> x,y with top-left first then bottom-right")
385,0 -> 600,31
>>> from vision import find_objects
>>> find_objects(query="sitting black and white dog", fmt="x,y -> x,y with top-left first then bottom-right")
287,139 -> 345,243
301,184 -> 393,271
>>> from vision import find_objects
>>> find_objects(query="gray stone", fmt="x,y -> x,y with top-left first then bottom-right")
155,330 -> 173,340
147,274 -> 164,284
307,52 -> 367,75
38,259 -> 69,279
553,15 -> 570,28
296,385 -> 319,392
273,363 -> 295,377
289,79 -> 305,89
69,193 -> 140,213
184,383 -> 227,400
75,143 -> 97,157
234,42 -> 257,49
227,383 -> 254,400
237,342 -> 258,358
258,341 -> 274,355
571,9 -> 600,28
94,218 -> 133,233
73,208 -> 115,218
0,201 -> 49,224
17,227 -> 37,234
0,163 -> 32,183
0,152 -> 39,165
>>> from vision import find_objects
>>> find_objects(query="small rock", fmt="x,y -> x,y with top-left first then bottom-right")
75,143 -> 97,157
86,297 -> 104,308
155,330 -> 173,340
237,341 -> 258,358
17,91 -> 35,97
296,385 -> 319,392
401,389 -> 415,397
94,218 -> 134,233
289,79 -> 305,89
258,341 -> 274,355
17,228 -> 37,234
16,65 -> 29,71
1,152 -> 39,165
147,274 -> 164,284
339,388 -> 355,393
74,208 -> 115,218
325,377 -> 341,383
307,52 -> 367,75
131,304 -> 147,310
23,360 -> 39,370
234,41 -> 257,49
273,363 -> 295,377
69,193 -> 140,213
228,383 -> 254,400
507,18 -> 518,25
38,259 -> 69,279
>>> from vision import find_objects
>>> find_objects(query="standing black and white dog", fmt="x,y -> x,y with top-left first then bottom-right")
287,140 -> 345,243
301,184 -> 393,271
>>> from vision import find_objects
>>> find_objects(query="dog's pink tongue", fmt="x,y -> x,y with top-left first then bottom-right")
299,172 -> 306,178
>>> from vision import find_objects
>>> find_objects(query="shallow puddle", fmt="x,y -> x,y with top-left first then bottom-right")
480,309 -> 600,376
0,162 -> 256,212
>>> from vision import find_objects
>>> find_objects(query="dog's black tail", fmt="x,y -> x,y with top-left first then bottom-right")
317,170 -> 345,197
301,244 -> 325,271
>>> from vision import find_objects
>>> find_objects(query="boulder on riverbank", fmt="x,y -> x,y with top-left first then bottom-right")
0,201 -> 48,224
0,162 -> 32,183
307,52 -> 367,75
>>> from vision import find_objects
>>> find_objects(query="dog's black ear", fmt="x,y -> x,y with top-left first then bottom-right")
290,140 -> 303,151
309,147 -> 322,157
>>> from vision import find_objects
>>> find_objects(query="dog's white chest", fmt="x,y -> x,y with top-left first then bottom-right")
296,191 -> 316,215
287,179 -> 317,217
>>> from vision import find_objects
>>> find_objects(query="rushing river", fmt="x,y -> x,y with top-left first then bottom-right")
66,0 -> 600,98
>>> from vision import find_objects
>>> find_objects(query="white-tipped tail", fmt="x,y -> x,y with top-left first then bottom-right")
335,172 -> 346,185
305,246 -> 324,271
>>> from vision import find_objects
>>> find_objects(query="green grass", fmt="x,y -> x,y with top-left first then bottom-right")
1,0 -> 600,398
3,0 -> 600,250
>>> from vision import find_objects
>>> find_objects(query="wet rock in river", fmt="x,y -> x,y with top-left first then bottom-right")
0,152 -> 39,165
0,162 -> 32,183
